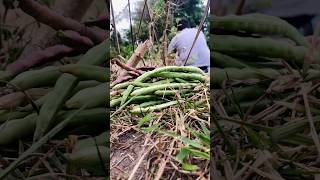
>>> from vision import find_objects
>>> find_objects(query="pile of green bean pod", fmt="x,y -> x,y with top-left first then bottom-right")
0,40 -> 109,176
211,13 -> 320,68
111,66 -> 209,114
210,13 -> 320,115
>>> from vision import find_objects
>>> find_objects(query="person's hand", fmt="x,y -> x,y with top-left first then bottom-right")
306,36 -> 320,51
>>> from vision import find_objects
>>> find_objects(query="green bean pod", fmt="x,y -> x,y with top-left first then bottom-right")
78,39 -> 109,65
59,64 -> 108,82
110,95 -> 160,108
211,35 -> 320,65
0,108 -> 106,145
0,113 -> 37,145
211,67 -> 281,85
9,66 -> 62,90
74,131 -> 109,151
33,40 -> 109,142
211,51 -> 249,68
130,83 -> 197,96
211,14 -> 309,47
138,100 -> 165,108
65,146 -> 109,175
120,66 -> 205,105
153,72 -> 207,82
33,74 -> 78,142
130,100 -> 183,114
0,110 -> 30,123
154,89 -> 192,96
65,83 -> 106,109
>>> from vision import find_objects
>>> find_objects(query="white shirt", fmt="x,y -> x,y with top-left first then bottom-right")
168,28 -> 210,67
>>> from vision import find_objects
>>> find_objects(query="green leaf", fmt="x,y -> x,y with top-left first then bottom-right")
159,131 -> 206,150
188,148 -> 210,160
175,147 -> 190,163
182,163 -> 199,171
141,124 -> 159,133
187,127 -> 210,147
138,114 -> 152,127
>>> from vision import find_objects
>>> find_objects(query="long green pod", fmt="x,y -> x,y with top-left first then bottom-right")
121,66 -> 205,105
211,67 -> 281,85
211,14 -> 309,47
211,35 -> 320,65
110,95 -> 160,108
65,83 -> 106,109
74,131 -> 109,151
271,117 -> 320,142
211,51 -> 249,68
33,40 -> 108,142
56,108 -> 107,127
0,110 -> 30,123
18,81 -> 101,112
138,100 -> 165,108
0,113 -> 37,145
153,72 -> 207,82
9,66 -> 62,90
130,100 -> 183,114
222,85 -> 266,102
33,74 -> 78,142
0,108 -> 106,145
59,64 -> 108,82
78,39 -> 109,65
65,146 -> 108,175
113,79 -> 174,89
130,83 -> 197,96
154,89 -> 192,96
112,81 -> 131,90
225,99 -> 271,114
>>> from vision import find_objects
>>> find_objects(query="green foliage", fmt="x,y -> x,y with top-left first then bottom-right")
125,0 -> 205,43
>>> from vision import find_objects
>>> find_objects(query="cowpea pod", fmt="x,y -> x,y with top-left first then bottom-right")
138,100 -> 165,108
74,131 -> 109,151
0,113 -> 37,145
9,66 -> 62,90
78,39 -> 109,65
0,110 -> 30,123
121,66 -> 205,105
211,51 -> 249,68
33,40 -> 108,142
271,117 -> 320,142
211,14 -> 309,47
65,83 -> 106,109
59,64 -> 108,82
174,78 -> 188,83
154,89 -> 192,96
55,108 -> 106,127
33,74 -> 79,142
130,83 -> 197,96
110,95 -> 160,108
211,35 -> 320,65
65,146 -> 108,175
18,81 -> 101,112
0,108 -> 106,145
130,100 -> 184,114
111,81 -> 131,90
211,67 -> 280,85
152,72 -> 207,82
221,85 -> 265,102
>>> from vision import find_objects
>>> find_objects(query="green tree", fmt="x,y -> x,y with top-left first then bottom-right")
126,0 -> 205,43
